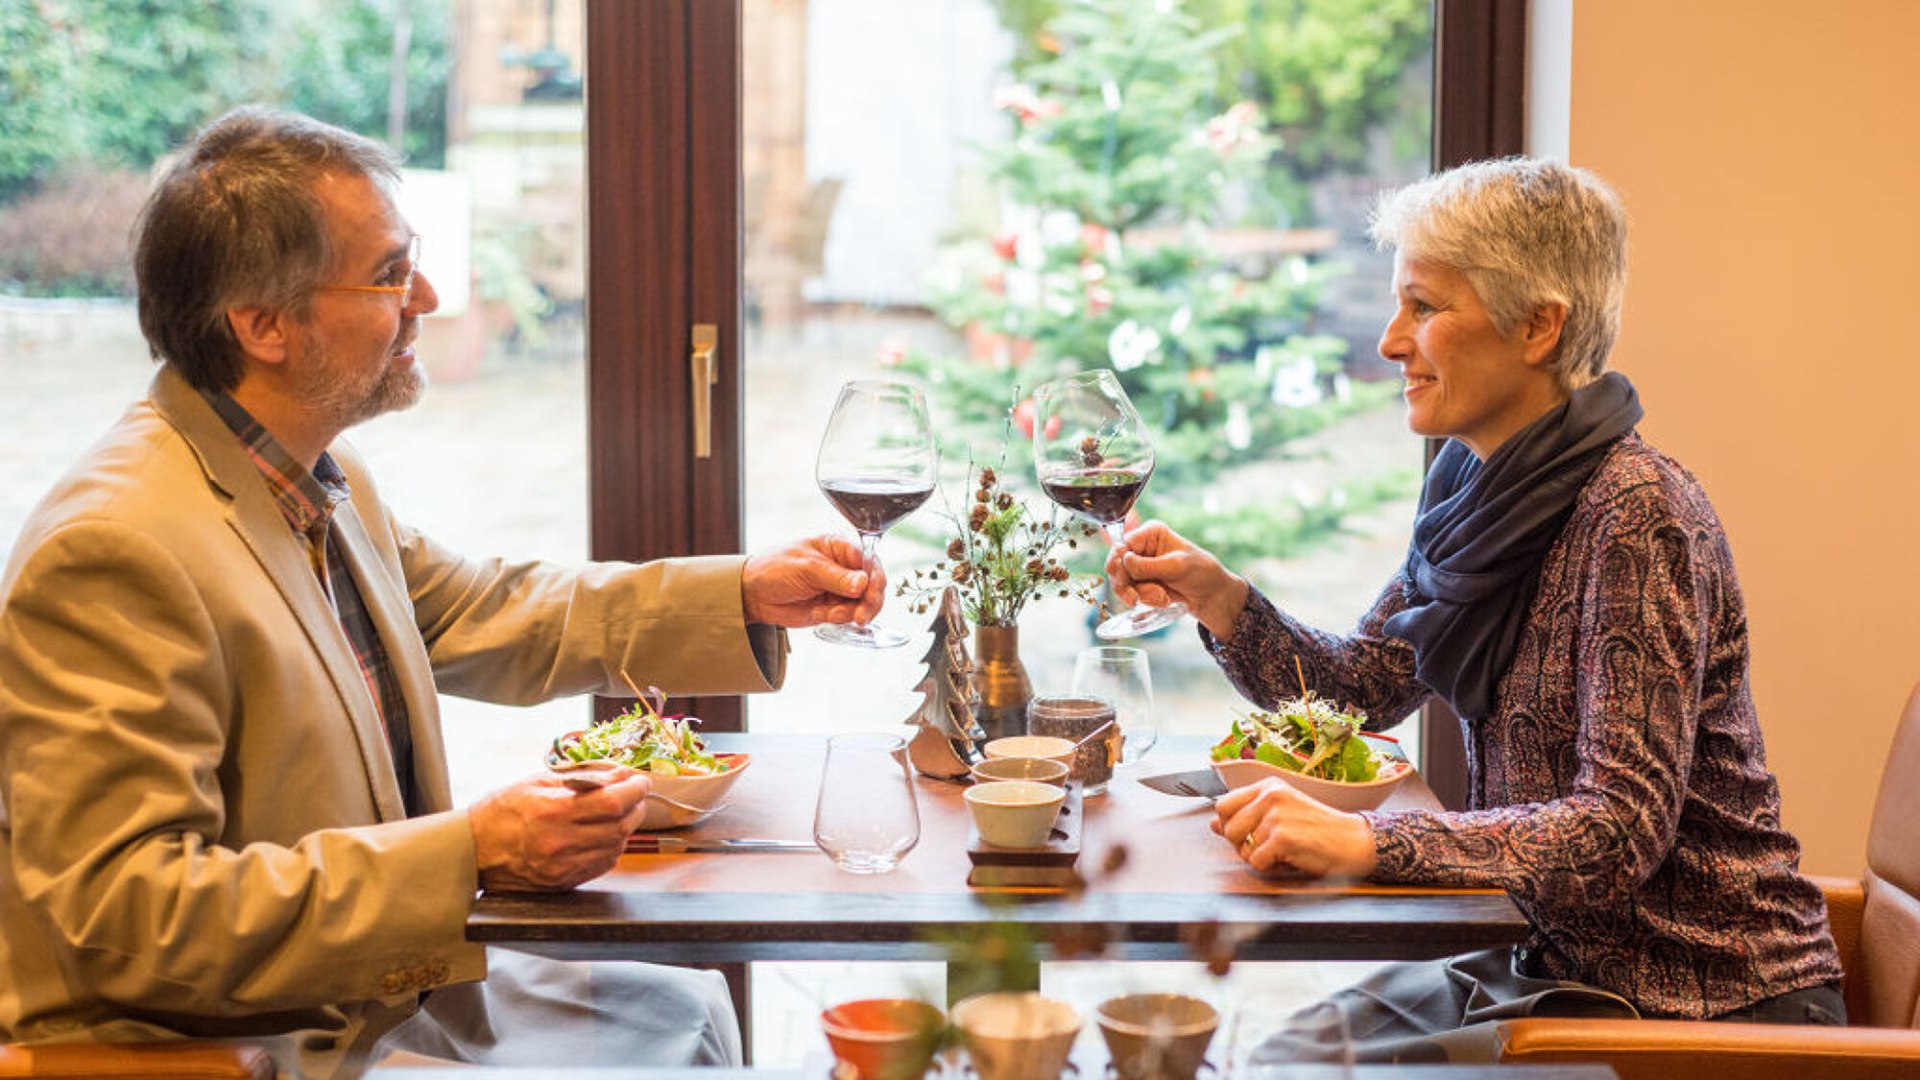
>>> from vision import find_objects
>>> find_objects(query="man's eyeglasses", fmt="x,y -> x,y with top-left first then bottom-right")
315,235 -> 422,307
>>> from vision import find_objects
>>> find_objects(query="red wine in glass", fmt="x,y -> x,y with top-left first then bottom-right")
820,478 -> 935,534
1032,370 -> 1187,640
815,380 -> 936,648
1039,467 -> 1150,524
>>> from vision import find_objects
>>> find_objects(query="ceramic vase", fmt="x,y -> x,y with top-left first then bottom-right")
970,623 -> 1031,741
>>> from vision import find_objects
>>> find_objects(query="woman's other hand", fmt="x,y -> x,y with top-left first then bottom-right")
1212,777 -> 1378,879
1105,521 -> 1250,641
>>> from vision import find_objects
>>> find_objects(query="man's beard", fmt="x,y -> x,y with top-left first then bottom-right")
299,331 -> 427,435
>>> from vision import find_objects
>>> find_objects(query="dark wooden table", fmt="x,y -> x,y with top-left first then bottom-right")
468,734 -> 1527,966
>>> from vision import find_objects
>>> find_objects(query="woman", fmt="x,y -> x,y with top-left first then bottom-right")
1109,159 -> 1843,1052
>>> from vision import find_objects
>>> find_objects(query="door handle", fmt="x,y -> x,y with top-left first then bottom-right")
690,323 -> 718,459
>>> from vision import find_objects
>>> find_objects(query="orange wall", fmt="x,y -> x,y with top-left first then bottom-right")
1567,0 -> 1920,874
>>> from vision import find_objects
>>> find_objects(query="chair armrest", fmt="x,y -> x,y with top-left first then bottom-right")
1496,1017 -> 1920,1080
0,1041 -> 273,1079
1811,874 -> 1868,1021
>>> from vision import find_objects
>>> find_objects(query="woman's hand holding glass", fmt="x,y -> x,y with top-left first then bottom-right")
1104,521 -> 1252,642
1030,370 -> 1182,640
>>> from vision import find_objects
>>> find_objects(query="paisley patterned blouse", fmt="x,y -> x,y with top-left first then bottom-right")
1204,433 -> 1842,1018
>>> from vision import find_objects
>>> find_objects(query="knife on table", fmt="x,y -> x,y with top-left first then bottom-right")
626,836 -> 818,854
1136,768 -> 1228,799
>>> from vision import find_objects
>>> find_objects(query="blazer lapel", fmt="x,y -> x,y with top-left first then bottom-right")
328,500 -> 455,816
149,369 -> 412,821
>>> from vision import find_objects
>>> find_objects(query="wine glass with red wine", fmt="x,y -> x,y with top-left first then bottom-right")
814,379 -> 936,648
1031,369 -> 1187,640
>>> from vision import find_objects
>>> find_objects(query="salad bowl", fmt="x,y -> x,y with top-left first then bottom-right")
544,688 -> 751,831
548,747 -> 751,830
1211,751 -> 1409,812
637,754 -> 750,829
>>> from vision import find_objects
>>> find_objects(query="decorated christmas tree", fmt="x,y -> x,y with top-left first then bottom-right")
900,0 -> 1413,571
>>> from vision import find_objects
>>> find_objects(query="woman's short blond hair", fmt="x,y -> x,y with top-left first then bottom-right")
1368,157 -> 1628,389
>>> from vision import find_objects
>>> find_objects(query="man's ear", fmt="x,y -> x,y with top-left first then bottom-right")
226,306 -> 292,367
1521,301 -> 1568,368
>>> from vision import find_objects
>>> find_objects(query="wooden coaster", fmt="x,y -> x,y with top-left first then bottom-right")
965,782 -> 1082,890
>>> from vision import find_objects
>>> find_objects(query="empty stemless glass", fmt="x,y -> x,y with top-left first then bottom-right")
1071,645 -> 1157,762
813,732 -> 921,873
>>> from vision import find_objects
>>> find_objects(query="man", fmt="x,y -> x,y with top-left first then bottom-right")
0,107 -> 883,1077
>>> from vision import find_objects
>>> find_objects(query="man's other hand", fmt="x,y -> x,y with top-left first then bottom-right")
742,534 -> 885,628
470,766 -> 650,892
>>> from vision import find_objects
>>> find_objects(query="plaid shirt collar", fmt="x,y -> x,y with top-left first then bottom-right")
199,390 -> 349,534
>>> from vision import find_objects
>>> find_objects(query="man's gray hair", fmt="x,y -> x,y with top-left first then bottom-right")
1368,157 -> 1628,389
133,106 -> 402,393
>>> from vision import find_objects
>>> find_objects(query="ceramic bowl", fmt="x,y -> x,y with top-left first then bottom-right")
969,755 -> 1070,787
950,992 -> 1081,1080
980,735 -> 1076,768
549,739 -> 751,830
1095,993 -> 1219,1080
820,997 -> 946,1080
1210,753 -> 1409,812
963,780 -> 1066,848
636,753 -> 750,829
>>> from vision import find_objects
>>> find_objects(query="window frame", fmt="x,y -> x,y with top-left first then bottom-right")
582,0 -> 1526,778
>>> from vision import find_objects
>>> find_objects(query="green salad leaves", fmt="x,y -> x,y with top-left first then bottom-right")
549,688 -> 730,776
1209,696 -> 1385,783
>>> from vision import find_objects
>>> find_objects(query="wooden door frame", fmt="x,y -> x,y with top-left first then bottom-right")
585,0 -> 746,732
585,0 -> 1528,784
1419,0 -> 1528,810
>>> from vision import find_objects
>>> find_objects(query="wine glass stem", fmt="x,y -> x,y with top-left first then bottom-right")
857,531 -> 881,572
1104,520 -> 1128,552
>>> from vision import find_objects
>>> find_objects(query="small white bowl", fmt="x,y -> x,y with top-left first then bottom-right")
981,735 -> 1076,768
1211,755 -> 1410,812
964,779 -> 1066,848
970,755 -> 1070,787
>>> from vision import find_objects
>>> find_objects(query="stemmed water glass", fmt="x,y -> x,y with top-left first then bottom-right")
1031,369 -> 1187,640
814,379 -> 936,648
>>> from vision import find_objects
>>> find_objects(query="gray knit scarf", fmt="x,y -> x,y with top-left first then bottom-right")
1383,371 -> 1643,723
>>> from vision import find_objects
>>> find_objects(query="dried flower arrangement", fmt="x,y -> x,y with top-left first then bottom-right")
896,461 -> 1105,628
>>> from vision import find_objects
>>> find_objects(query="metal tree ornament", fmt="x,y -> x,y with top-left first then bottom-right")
905,587 -> 985,779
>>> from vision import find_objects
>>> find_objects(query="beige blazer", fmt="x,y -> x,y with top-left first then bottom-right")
0,366 -> 782,1076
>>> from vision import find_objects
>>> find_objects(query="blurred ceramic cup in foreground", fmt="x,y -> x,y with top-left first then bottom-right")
970,755 -> 1070,787
820,998 -> 946,1080
1026,694 -> 1120,795
981,735 -> 1076,770
1096,993 -> 1219,1080
963,780 -> 1066,848
951,992 -> 1081,1080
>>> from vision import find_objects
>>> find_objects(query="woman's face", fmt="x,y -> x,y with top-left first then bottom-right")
1377,253 -> 1565,460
